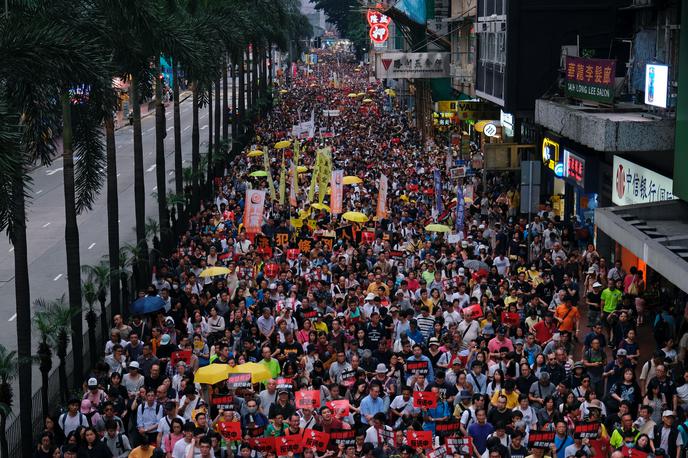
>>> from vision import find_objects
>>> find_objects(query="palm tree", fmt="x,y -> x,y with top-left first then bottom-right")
154,63 -> 171,256
172,61 -> 184,228
104,110 -> 120,319
39,295 -> 75,406
82,262 -> 112,347
82,280 -> 99,369
0,344 -> 17,458
32,298 -> 59,419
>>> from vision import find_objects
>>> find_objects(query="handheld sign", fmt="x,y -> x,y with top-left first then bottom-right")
326,399 -> 351,418
248,437 -> 275,454
171,350 -> 192,365
407,360 -> 429,376
445,437 -> 472,455
435,420 -> 461,437
217,421 -> 242,441
276,377 -> 293,391
295,390 -> 321,409
211,395 -> 234,411
331,429 -> 356,446
227,373 -> 252,389
428,446 -> 447,458
303,429 -> 330,452
276,434 -> 302,456
528,431 -> 556,449
501,311 -> 520,327
574,421 -> 600,439
406,430 -> 433,449
340,369 -> 357,387
462,304 -> 483,319
413,391 -> 438,409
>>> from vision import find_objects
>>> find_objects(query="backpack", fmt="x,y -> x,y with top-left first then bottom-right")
59,412 -> 87,431
114,433 -> 130,454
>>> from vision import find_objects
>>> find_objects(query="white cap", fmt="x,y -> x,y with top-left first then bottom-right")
128,361 -> 140,369
87,377 -> 98,387
592,282 -> 602,288
478,224 -> 485,229
458,268 -> 465,275
365,293 -> 376,301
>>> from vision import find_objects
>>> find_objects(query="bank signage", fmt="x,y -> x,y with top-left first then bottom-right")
612,156 -> 675,206
565,56 -> 616,103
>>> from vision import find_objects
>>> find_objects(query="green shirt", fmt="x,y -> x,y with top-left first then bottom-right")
601,288 -> 622,313
261,357 -> 281,378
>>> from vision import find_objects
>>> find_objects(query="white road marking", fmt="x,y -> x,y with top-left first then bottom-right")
8,314 -> 16,322
201,125 -> 208,130
42,222 -> 51,228
146,127 -> 154,133
183,126 -> 190,131
167,127 -> 173,132
168,171 -> 174,176
87,243 -> 96,250
8,247 -> 13,253
117,173 -> 121,177
36,189 -> 43,194
152,186 -> 157,191
53,274 -> 63,281
46,167 -> 63,176
146,164 -> 156,172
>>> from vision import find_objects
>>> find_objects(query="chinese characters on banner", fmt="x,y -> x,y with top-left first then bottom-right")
455,184 -> 464,232
376,52 -> 451,79
331,170 -> 344,214
303,429 -> 330,452
434,170 -> 443,214
326,399 -> 351,418
612,155 -> 675,206
367,10 -> 390,44
295,390 -> 321,409
564,56 -> 616,103
406,430 -> 433,449
243,189 -> 266,234
413,391 -> 438,409
528,431 -> 556,449
377,173 -> 388,220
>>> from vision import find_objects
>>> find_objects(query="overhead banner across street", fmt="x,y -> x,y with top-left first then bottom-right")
376,52 -> 451,79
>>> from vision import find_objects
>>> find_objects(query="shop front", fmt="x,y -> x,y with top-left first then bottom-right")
539,132 -> 601,223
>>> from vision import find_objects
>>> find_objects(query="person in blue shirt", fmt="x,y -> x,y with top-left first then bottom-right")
407,320 -> 425,346
553,420 -> 574,458
407,344 -> 435,383
468,408 -> 494,454
359,383 -> 386,425
422,387 -> 451,434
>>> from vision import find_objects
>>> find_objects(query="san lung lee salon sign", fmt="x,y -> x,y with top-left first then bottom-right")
612,156 -> 675,206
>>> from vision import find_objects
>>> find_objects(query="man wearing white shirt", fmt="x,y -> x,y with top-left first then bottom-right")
233,233 -> 252,257
443,302 -> 462,327
493,254 -> 510,276
157,402 -> 184,450
457,315 -> 480,350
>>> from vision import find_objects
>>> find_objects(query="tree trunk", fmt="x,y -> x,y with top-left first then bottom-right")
86,309 -> 97,368
222,55 -> 229,141
155,65 -> 170,257
61,93 -> 84,388
58,345 -> 68,406
231,54 -> 238,154
98,294 -> 108,350
214,77 -> 221,178
207,86 -> 213,195
38,345 -> 52,420
105,115 -> 120,319
252,46 -> 259,110
191,84 -> 200,213
173,64 -> 183,222
130,75 -> 149,289
261,44 -> 269,103
11,172 -> 32,458
0,411 -> 8,458
238,53 -> 246,141
246,49 -> 252,112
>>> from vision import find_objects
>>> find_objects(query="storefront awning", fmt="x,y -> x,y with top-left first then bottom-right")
595,200 -> 688,293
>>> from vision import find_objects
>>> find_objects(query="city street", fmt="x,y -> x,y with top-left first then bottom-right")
0,91 -> 226,396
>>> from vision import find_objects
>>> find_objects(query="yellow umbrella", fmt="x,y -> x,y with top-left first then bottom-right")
247,150 -> 264,157
194,364 -> 231,385
342,175 -> 362,185
297,165 -> 308,173
199,266 -> 231,278
362,98 -> 373,103
368,89 -> 376,93
356,92 -> 366,97
249,170 -> 268,177
347,93 -> 357,98
274,140 -> 292,149
425,224 -> 452,233
342,211 -> 369,223
279,89 -> 288,94
290,218 -> 304,228
384,88 -> 397,97
400,194 -> 409,202
311,203 -> 331,212
227,363 -> 272,384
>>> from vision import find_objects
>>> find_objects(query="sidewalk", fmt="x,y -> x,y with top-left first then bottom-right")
114,90 -> 192,130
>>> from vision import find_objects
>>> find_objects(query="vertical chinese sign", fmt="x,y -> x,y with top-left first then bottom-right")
564,56 -> 616,104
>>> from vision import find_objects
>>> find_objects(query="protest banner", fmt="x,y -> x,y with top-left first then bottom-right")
501,311 -> 520,327
406,430 -> 432,449
413,391 -> 438,409
276,377 -> 293,391
295,390 -> 321,409
341,369 -> 357,387
445,437 -> 472,456
528,431 -> 556,449
210,395 -> 234,411
574,421 -> 600,439
428,446 -> 447,458
248,437 -> 275,454
435,420 -> 461,437
407,360 -> 429,376
303,429 -> 330,452
331,429 -> 356,446
227,373 -> 252,389
217,421 -> 242,441
276,434 -> 302,456
171,350 -> 191,365
327,399 -> 351,418
462,304 -> 483,319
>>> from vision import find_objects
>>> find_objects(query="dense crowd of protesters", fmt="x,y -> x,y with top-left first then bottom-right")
36,50 -> 688,458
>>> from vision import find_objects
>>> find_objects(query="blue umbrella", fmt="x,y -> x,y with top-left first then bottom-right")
130,296 -> 166,315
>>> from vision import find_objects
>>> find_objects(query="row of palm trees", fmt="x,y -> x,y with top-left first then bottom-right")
0,0 -> 312,455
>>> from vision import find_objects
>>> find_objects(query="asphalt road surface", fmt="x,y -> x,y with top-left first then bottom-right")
0,89 -> 234,399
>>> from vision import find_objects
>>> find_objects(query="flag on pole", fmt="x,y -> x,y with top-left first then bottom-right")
317,147 -> 332,205
262,148 -> 276,201
278,153 -> 286,205
331,170 -> 343,214
456,183 -> 464,233
376,173 -> 388,220
434,169 -> 443,215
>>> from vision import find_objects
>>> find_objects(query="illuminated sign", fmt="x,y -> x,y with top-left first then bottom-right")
563,149 -> 585,187
483,123 -> 498,137
645,64 -> 669,108
554,163 -> 565,177
368,10 -> 390,44
612,156 -> 675,206
542,137 -> 560,170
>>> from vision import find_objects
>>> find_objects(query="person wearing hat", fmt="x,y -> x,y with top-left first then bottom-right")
123,360 -> 145,398
586,281 -> 603,325
488,326 -> 514,357
529,371 -> 555,409
603,348 -> 633,391
652,410 -> 682,458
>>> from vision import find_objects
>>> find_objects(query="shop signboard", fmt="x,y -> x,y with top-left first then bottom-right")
376,52 -> 450,79
645,63 -> 669,108
564,56 -> 616,103
563,148 -> 585,187
435,100 -> 500,120
612,156 -> 675,206
541,137 -> 560,171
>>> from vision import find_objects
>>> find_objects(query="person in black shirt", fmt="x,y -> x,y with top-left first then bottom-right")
278,332 -> 303,362
508,430 -> 528,458
268,390 -> 295,419
365,312 -> 387,350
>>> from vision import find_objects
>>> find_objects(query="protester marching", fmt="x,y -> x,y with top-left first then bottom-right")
37,49 -> 688,458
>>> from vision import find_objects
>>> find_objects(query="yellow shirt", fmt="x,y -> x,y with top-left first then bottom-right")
313,321 -> 328,333
129,446 -> 155,458
490,389 -> 520,409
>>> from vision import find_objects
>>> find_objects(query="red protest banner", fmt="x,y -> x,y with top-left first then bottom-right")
574,421 -> 600,439
427,446 -> 447,458
528,431 -> 556,449
171,350 -> 191,365
275,434 -> 302,455
407,360 -> 429,375
217,421 -> 242,441
295,390 -> 321,409
589,439 -> 610,458
413,391 -> 438,409
445,437 -> 472,455
210,395 -> 234,410
303,429 -> 330,452
435,421 -> 461,437
331,429 -> 356,445
501,312 -> 520,327
462,304 -> 483,319
276,377 -> 293,391
406,430 -> 433,449
247,437 -> 275,454
340,369 -> 357,387
227,373 -> 252,389
326,399 -> 350,418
